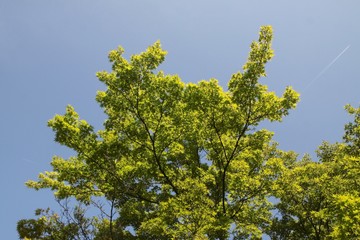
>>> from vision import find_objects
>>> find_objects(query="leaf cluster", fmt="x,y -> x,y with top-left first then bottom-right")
20,26 -> 360,240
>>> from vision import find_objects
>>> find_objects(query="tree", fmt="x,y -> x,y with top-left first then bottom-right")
269,105 -> 360,239
18,26 -> 300,239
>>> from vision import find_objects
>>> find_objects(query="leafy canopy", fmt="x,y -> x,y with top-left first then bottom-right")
19,26 -> 300,239
269,105 -> 360,239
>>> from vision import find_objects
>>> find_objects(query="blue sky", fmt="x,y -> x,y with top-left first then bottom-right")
1,1 -> 359,238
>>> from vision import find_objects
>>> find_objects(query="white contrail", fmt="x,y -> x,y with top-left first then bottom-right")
304,45 -> 350,90
23,158 -> 37,165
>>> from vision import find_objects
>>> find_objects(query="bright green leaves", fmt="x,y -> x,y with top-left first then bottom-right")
331,194 -> 360,239
271,129 -> 360,239
17,206 -> 98,240
228,26 -> 299,123
139,178 -> 217,239
229,26 -> 274,92
344,104 -> 360,156
97,41 -> 167,94
130,41 -> 167,71
26,156 -> 101,203
48,105 -> 97,154
21,26 -> 301,239
228,26 -> 274,105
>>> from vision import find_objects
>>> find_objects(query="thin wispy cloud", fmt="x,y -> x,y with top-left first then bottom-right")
22,158 -> 38,165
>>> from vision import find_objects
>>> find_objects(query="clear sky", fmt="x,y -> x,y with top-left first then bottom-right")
1,1 -> 359,238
